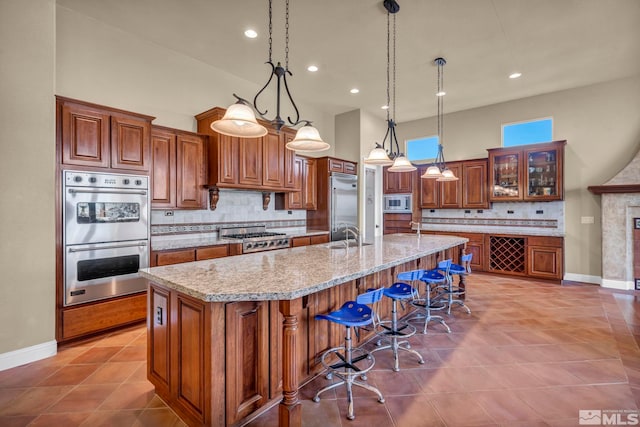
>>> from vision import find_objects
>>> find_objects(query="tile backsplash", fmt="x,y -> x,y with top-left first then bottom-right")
420,201 -> 565,235
151,189 -> 307,235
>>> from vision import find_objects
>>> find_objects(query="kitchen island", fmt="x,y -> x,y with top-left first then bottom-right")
139,233 -> 467,427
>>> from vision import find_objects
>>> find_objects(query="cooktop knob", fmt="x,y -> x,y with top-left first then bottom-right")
73,175 -> 82,183
89,177 -> 97,183
123,179 -> 130,185
135,179 -> 142,186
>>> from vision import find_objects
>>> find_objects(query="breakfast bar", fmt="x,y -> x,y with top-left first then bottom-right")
139,233 -> 467,427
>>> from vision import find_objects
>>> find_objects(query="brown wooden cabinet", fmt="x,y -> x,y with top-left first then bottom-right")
57,96 -> 153,171
195,107 -> 295,192
290,234 -> 330,247
488,140 -> 566,202
328,157 -> 357,175
383,166 -> 413,194
462,160 -> 489,209
419,160 -> 488,209
152,244 -> 230,266
275,156 -> 317,210
151,126 -> 206,209
383,213 -> 412,234
527,236 -> 563,280
225,301 -> 270,425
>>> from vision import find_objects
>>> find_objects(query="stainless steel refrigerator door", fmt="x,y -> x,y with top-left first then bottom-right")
330,173 -> 358,241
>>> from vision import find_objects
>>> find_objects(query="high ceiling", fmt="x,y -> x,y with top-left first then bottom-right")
57,0 -> 640,123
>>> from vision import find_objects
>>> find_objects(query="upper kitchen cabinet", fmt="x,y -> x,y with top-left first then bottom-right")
275,155 -> 317,210
462,159 -> 489,209
151,126 -> 207,209
328,157 -> 357,175
57,96 -> 153,172
418,160 -> 487,209
195,107 -> 294,192
383,166 -> 413,194
488,140 -> 565,202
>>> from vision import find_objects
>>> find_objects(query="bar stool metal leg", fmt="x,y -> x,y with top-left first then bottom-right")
371,297 -> 424,371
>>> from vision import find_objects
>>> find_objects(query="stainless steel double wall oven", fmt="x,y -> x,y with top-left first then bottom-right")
63,170 -> 150,306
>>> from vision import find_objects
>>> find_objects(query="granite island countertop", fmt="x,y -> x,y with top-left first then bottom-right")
140,233 -> 467,302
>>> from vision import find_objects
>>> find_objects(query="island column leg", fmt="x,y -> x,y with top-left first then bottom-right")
279,299 -> 302,427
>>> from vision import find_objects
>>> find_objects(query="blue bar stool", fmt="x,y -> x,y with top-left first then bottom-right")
402,263 -> 451,334
313,288 -> 385,420
439,253 -> 472,315
370,282 -> 425,371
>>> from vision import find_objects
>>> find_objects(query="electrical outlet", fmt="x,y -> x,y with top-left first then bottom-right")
476,210 -> 483,214
464,210 -> 471,214
156,307 -> 163,325
288,211 -> 292,215
507,210 -> 514,214
165,211 -> 174,216
536,210 -> 544,214
581,216 -> 594,224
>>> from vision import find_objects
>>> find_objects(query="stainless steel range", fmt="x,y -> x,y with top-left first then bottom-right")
63,170 -> 150,306
219,225 -> 290,253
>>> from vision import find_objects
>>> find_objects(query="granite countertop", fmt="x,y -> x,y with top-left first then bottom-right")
151,228 -> 330,251
140,233 -> 467,302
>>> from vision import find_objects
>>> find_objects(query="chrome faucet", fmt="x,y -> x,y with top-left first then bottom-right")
410,221 -> 422,236
340,224 -> 360,247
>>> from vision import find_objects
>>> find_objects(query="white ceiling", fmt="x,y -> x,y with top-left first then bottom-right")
57,0 -> 640,123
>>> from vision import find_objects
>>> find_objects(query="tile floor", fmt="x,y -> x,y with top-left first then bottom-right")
1,273 -> 639,426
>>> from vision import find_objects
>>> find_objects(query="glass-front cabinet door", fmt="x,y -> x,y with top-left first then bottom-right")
489,148 -> 522,201
524,141 -> 565,201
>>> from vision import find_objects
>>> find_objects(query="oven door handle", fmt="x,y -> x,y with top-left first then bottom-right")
67,188 -> 148,196
68,242 -> 148,253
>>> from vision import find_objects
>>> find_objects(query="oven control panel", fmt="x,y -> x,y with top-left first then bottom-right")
65,171 -> 148,189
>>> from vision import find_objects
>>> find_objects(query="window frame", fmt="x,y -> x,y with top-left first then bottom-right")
501,117 -> 553,147
405,134 -> 439,163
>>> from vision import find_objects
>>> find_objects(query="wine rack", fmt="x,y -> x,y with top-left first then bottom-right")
489,236 -> 525,274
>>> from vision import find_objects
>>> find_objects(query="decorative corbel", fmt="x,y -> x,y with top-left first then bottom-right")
262,192 -> 271,210
209,187 -> 219,210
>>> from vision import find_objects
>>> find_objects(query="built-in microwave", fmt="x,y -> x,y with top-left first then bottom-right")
383,194 -> 412,213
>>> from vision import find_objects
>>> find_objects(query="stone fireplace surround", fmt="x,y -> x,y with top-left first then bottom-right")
589,150 -> 640,290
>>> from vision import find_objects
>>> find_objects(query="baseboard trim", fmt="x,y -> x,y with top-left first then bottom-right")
601,278 -> 634,291
563,273 -> 601,285
0,340 -> 57,371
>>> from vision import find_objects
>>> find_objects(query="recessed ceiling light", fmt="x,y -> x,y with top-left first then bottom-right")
307,65 -> 318,72
436,91 -> 446,97
244,29 -> 258,39
509,72 -> 522,79
381,105 -> 389,110
350,88 -> 360,94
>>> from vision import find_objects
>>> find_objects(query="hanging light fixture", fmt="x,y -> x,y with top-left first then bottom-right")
364,1 -> 415,172
211,0 -> 329,152
421,57 -> 457,181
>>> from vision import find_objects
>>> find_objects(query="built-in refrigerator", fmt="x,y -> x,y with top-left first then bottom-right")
330,172 -> 358,241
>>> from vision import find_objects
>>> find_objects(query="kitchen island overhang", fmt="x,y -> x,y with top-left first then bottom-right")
140,233 -> 467,427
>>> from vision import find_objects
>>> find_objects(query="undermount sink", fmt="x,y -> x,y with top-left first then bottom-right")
326,242 -> 372,249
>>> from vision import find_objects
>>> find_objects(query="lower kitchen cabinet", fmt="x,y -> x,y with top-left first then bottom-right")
60,293 -> 146,341
451,232 -> 485,272
383,213 -> 413,234
151,244 -> 230,266
291,234 -> 330,247
225,301 -> 270,425
527,236 -> 563,280
153,248 -> 196,266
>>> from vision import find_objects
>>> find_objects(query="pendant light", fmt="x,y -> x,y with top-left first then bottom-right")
421,57 -> 458,181
211,0 -> 329,152
364,1 -> 415,172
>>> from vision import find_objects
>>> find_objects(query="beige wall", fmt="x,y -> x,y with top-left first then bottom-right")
0,0 -> 56,353
397,75 -> 640,279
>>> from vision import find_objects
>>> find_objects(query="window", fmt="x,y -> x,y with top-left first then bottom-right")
502,118 -> 553,147
406,135 -> 439,162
